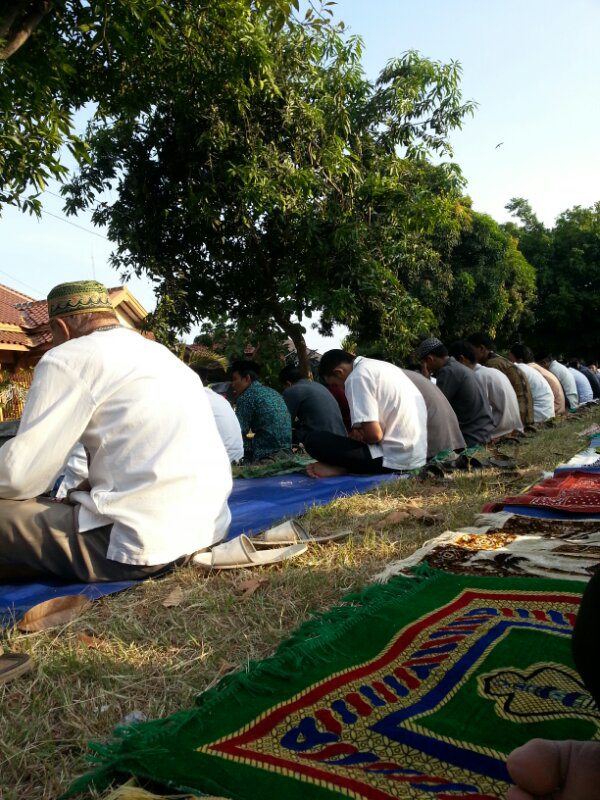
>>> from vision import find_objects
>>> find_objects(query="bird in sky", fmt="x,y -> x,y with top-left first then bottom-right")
495,142 -> 504,149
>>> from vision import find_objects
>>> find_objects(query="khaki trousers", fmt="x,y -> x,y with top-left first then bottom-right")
0,498 -> 173,584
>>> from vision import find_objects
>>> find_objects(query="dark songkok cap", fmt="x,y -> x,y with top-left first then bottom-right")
416,337 -> 444,360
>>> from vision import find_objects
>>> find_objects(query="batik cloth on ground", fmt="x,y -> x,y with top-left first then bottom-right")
374,528 -> 600,583
67,571 -> 595,800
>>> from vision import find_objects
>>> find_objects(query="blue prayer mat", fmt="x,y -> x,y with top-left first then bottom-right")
0,472 -> 404,624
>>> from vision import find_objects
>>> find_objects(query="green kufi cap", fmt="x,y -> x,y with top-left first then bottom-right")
47,280 -> 114,319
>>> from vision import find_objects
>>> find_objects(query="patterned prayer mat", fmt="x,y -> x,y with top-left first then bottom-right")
375,530 -> 600,583
68,571 -> 596,800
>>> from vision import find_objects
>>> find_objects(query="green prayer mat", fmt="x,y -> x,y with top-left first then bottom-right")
232,454 -> 315,479
68,570 -> 595,800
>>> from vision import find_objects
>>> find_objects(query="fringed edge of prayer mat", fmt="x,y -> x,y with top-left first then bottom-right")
63,566 -> 441,799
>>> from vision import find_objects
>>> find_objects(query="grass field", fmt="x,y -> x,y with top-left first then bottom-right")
1,410 -> 598,799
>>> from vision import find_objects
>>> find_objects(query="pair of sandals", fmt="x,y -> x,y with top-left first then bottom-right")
0,647 -> 32,686
192,521 -> 349,571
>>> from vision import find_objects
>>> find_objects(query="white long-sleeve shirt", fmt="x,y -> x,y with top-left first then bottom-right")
473,364 -> 523,438
548,360 -> 578,411
0,328 -> 232,566
205,388 -> 244,463
515,362 -> 555,422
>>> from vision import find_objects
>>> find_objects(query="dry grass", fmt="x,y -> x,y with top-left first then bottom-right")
1,410 -> 599,799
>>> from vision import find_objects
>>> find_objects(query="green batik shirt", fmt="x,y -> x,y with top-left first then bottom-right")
235,381 -> 292,461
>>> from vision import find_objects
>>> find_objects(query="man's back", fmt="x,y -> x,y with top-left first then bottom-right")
548,360 -> 578,410
205,388 -> 244,463
402,369 -> 466,458
235,381 -> 292,460
474,364 -> 523,437
515,362 -> 555,422
528,362 -> 565,415
486,352 -> 534,427
282,379 -> 346,442
346,357 -> 427,470
0,328 -> 232,565
569,366 -> 594,404
579,365 -> 600,399
435,358 -> 494,447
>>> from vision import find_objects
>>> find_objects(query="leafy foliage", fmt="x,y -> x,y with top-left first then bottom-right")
0,0 -> 298,215
437,209 -> 536,345
507,199 -> 600,359
63,2 -> 476,372
195,317 -> 289,387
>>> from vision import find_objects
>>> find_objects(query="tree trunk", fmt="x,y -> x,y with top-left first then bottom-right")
0,1 -> 52,61
289,326 -> 311,378
273,312 -> 311,378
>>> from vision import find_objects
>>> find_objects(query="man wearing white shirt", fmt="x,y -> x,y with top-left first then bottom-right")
204,388 -> 244,463
536,353 -> 578,411
448,341 -> 523,440
304,351 -> 427,478
0,280 -> 232,583
187,363 -> 244,463
514,362 -> 555,422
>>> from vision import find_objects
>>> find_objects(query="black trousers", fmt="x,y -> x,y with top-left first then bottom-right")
304,431 -> 395,475
573,569 -> 600,707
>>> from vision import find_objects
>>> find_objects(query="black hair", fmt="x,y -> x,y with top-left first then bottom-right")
586,359 -> 598,368
230,359 -> 261,382
535,351 -> 553,363
509,342 -> 534,362
279,365 -> 304,384
568,358 -> 580,369
467,331 -> 494,350
318,349 -> 355,379
448,339 -> 476,364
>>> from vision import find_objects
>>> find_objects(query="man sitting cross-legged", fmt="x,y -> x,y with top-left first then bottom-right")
0,281 -> 232,584
230,360 -> 292,462
303,351 -> 427,478
279,364 -> 347,444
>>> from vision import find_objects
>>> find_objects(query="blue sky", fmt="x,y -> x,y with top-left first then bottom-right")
2,0 -> 599,350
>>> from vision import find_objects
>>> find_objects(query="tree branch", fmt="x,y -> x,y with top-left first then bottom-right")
0,0 -> 52,61
0,0 -> 29,39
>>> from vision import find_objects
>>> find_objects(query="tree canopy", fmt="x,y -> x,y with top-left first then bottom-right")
63,2 -> 476,373
506,198 -> 600,360
0,0 -> 297,214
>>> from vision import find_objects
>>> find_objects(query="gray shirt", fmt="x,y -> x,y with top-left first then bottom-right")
282,379 -> 347,442
403,370 -> 466,458
435,358 -> 494,447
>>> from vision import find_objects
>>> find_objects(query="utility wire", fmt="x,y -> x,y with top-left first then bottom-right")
41,208 -> 109,240
0,269 -> 45,298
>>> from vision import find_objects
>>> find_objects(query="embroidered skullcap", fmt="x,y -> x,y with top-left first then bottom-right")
47,280 -> 114,319
416,337 -> 444,360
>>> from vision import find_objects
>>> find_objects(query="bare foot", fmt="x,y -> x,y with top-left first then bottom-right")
306,462 -> 349,479
507,738 -> 600,799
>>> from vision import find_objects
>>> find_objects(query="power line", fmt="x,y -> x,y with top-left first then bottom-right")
41,208 -> 109,240
0,269 -> 44,298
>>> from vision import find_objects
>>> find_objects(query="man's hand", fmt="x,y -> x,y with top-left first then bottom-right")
360,421 -> 384,444
55,479 -> 91,504
349,427 -> 365,442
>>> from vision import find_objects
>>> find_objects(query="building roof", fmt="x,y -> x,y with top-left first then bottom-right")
0,283 -> 148,357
